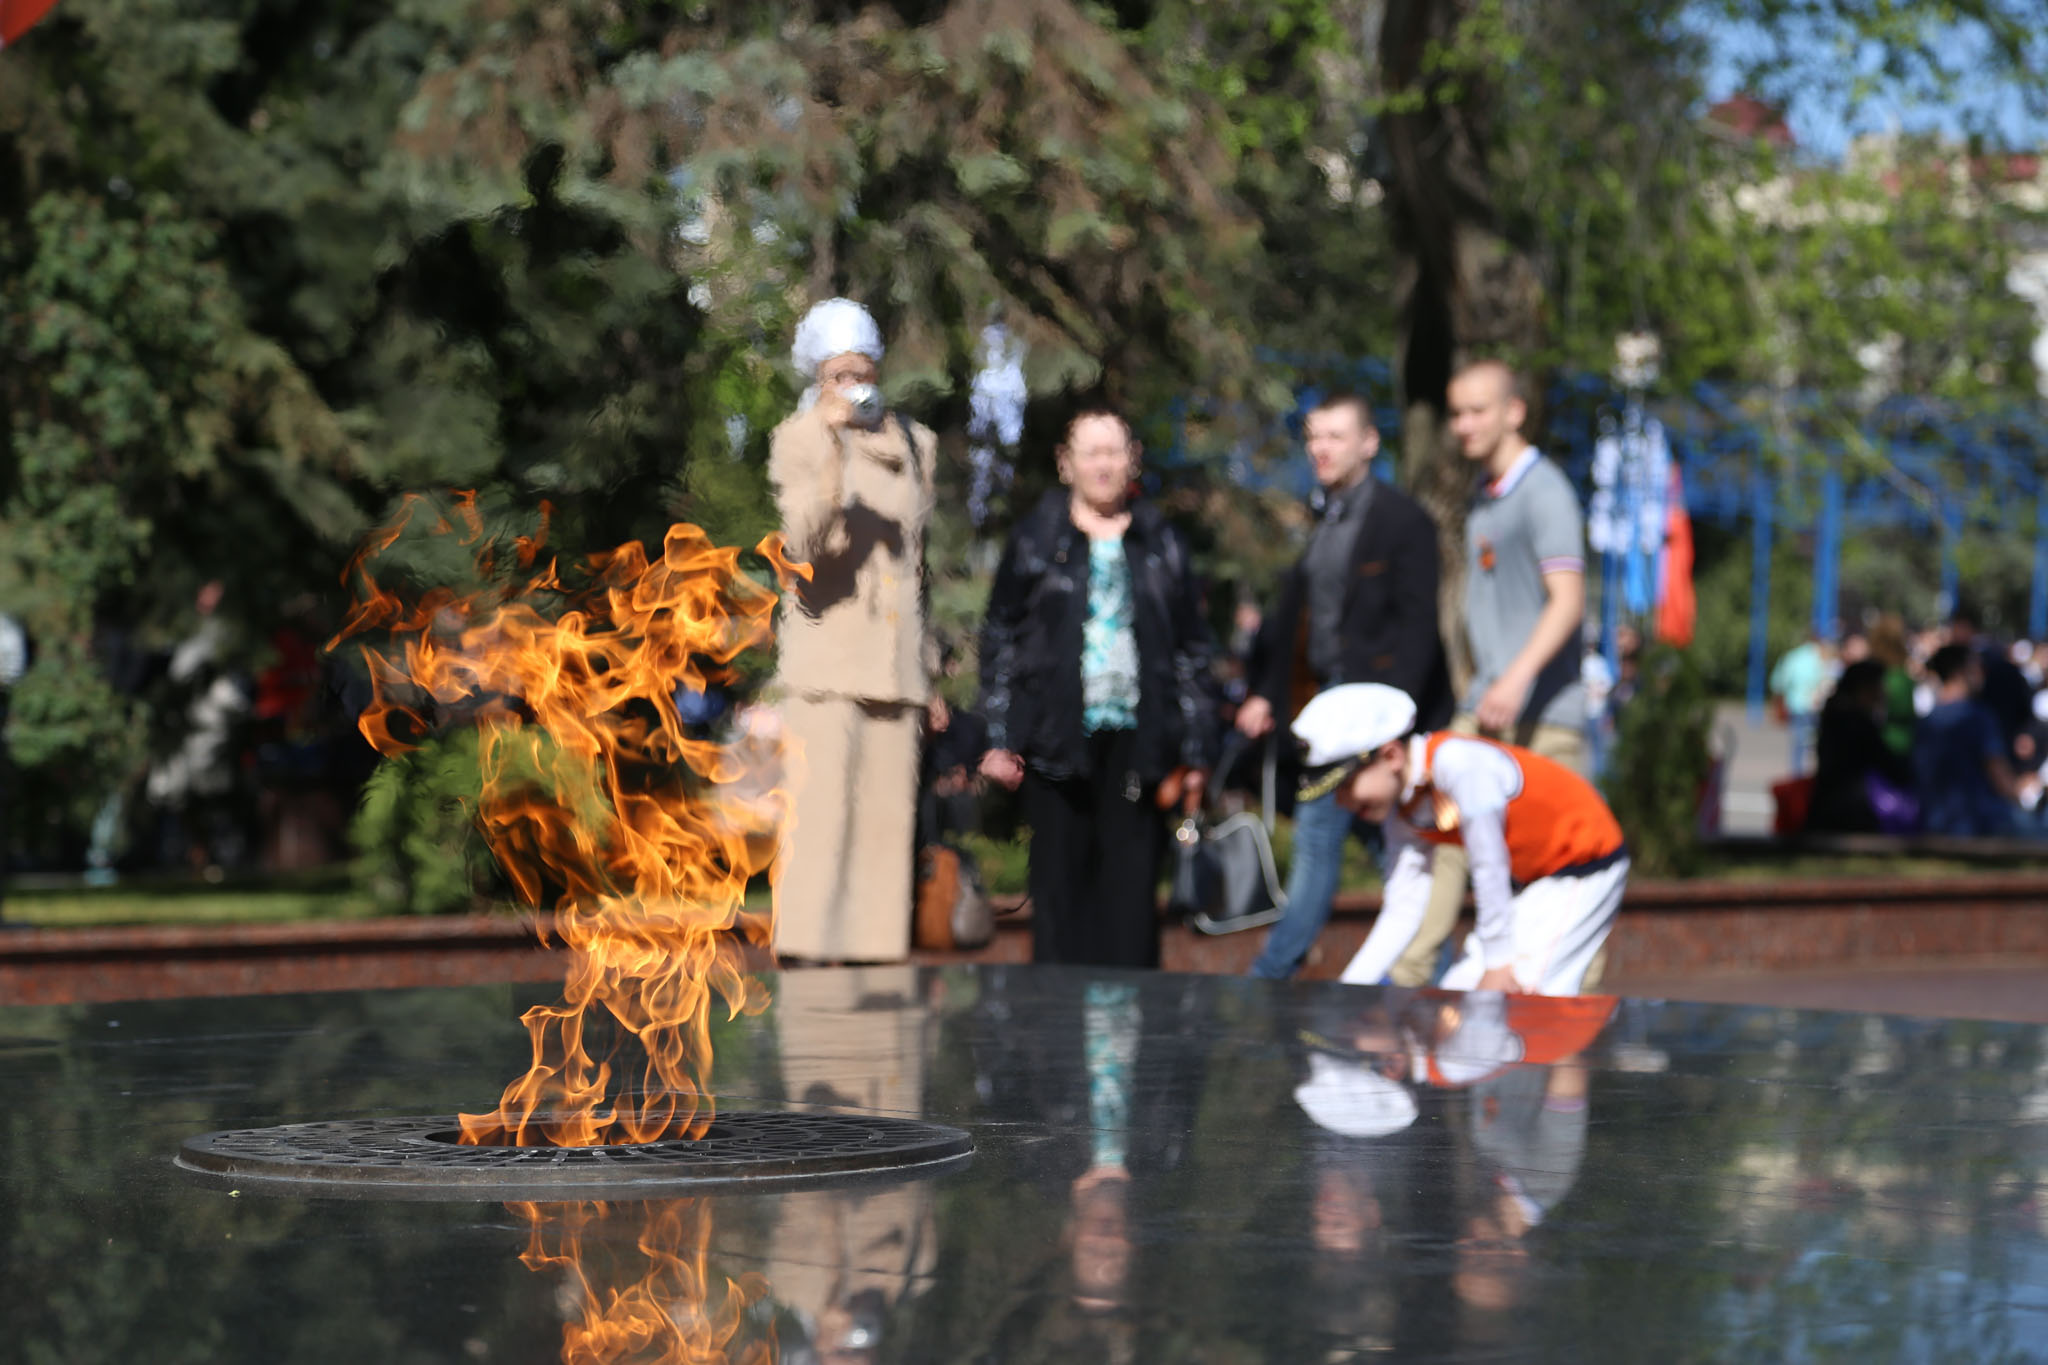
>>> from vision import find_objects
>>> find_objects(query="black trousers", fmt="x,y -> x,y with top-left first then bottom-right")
1023,729 -> 1165,968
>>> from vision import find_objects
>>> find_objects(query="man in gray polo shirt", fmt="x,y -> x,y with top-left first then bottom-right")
1385,359 -> 1589,989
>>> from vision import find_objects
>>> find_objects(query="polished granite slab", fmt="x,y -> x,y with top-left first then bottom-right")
3,965 -> 2046,1363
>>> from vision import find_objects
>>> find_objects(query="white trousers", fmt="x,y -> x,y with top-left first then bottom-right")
1439,858 -> 1629,997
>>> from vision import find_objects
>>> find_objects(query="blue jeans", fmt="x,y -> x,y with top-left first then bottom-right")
1586,714 -> 1613,781
1789,714 -> 1816,774
1248,789 -> 1377,979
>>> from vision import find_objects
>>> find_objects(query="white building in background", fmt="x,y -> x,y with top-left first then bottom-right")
2005,240 -> 2048,398
1710,99 -> 2048,399
1840,131 -> 2048,398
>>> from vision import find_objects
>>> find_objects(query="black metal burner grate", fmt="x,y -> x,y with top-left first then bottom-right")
176,1111 -> 973,1200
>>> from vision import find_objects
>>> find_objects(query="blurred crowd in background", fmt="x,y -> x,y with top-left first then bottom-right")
1771,604 -> 2048,839
0,584 -> 375,890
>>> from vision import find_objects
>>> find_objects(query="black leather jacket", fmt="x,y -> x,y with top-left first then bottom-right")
979,491 -> 1219,784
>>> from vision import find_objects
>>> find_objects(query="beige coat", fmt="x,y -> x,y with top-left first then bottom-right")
767,407 -> 937,961
768,407 -> 937,705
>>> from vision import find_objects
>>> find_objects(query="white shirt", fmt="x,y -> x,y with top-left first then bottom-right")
1340,736 -> 1524,985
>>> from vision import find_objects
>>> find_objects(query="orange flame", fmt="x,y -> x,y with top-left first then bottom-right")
511,1201 -> 776,1365
334,494 -> 806,1146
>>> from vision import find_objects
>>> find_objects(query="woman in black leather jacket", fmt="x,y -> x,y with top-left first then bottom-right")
978,410 -> 1218,967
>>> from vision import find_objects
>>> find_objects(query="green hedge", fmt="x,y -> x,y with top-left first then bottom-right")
1602,644 -> 1717,878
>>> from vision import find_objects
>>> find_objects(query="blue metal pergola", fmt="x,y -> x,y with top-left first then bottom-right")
1547,378 -> 2048,715
1161,353 -> 2048,718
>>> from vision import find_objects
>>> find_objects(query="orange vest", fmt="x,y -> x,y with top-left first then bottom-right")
1400,732 -> 1625,884
1420,993 -> 1620,1087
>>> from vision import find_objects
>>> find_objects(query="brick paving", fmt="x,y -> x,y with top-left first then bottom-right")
5,877 -> 2047,1018
1607,959 -> 2048,1023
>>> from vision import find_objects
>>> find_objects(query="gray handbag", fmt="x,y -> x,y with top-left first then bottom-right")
1170,735 -> 1287,935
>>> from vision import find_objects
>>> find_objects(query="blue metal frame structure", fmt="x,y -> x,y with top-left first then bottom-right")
1164,357 -> 2048,716
1548,383 -> 2048,715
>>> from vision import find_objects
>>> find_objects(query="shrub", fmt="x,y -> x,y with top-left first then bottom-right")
348,732 -> 501,915
1602,644 -> 1717,878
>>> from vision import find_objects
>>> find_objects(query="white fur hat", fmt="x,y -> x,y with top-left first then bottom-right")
791,298 -> 884,378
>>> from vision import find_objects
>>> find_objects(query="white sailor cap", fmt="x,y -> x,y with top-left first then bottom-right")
1292,683 -> 1418,802
1294,1053 -> 1419,1139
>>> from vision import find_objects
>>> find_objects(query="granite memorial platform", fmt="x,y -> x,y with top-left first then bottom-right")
4,965 -> 2046,1362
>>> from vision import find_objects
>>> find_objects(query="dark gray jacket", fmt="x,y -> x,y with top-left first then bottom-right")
1252,480 -> 1453,732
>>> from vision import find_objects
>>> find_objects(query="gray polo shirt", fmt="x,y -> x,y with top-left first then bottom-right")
1463,448 -> 1585,730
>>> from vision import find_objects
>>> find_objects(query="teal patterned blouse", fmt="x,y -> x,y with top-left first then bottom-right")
1082,537 -> 1141,733
1085,981 -> 1140,1169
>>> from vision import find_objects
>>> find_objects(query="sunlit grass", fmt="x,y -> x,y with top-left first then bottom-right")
4,876 -> 378,928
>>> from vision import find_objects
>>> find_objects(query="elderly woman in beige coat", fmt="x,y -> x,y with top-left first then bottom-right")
769,299 -> 939,963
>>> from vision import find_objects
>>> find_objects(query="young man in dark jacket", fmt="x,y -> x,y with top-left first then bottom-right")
1236,393 -> 1452,979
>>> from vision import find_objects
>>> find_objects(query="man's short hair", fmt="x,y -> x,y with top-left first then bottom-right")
1308,392 -> 1377,433
1451,358 -> 1526,404
1928,643 -> 1975,684
1062,407 -> 1135,446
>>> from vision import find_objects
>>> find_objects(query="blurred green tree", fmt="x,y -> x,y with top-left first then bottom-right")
1366,0 -> 2046,684
0,0 -> 791,871
4,0 -> 2044,887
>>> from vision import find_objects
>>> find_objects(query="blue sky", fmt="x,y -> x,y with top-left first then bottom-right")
1695,7 -> 2048,161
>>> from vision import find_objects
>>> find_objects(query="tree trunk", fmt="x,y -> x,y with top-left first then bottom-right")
1377,0 -> 1546,698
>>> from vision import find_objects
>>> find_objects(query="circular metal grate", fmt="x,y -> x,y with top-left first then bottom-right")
176,1111 -> 973,1200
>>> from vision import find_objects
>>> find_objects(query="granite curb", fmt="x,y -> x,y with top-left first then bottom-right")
4,874 -> 2045,1005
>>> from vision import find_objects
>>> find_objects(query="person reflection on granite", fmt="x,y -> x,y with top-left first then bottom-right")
1298,990 -> 1615,1354
1300,989 -> 1616,1104
1071,980 -> 1141,1316
1293,995 -> 1410,1354
767,1191 -> 936,1363
1403,989 -> 1616,1090
1305,1143 -> 1402,1350
1401,992 -> 1611,1348
766,966 -> 939,1361
1454,1051 -> 1593,1334
940,975 -> 1208,1359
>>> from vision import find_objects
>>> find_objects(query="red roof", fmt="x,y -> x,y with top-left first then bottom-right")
1709,95 -> 1794,149
1974,152 -> 2041,183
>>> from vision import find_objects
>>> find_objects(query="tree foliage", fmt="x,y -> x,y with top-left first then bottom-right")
1369,0 -> 2045,687
396,0 -> 1271,419
3,0 -> 2044,874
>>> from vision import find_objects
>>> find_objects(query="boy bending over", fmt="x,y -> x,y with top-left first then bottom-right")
1294,683 -> 1628,996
